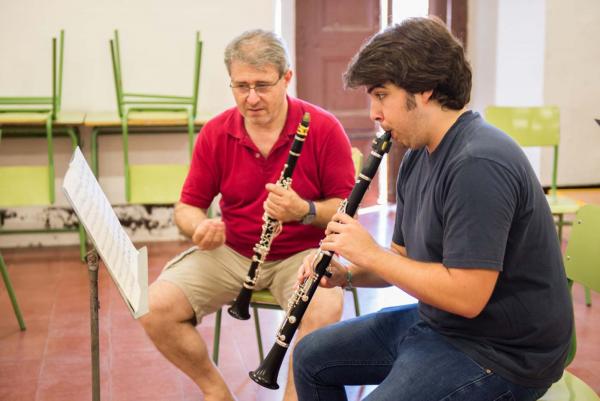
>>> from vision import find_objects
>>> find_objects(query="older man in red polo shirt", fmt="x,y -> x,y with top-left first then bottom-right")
140,29 -> 355,401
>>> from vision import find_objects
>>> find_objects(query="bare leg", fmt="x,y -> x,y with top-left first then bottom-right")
140,281 -> 237,401
282,286 -> 344,401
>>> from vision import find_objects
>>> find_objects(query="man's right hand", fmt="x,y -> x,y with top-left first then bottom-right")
192,218 -> 226,250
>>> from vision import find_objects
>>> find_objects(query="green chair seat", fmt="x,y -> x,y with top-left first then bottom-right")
0,112 -> 52,124
127,110 -> 191,125
250,289 -> 280,306
0,166 -> 51,206
129,164 -> 189,205
547,194 -> 583,215
540,371 -> 599,400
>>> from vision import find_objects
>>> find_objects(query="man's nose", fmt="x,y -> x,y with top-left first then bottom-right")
369,101 -> 382,123
246,88 -> 261,104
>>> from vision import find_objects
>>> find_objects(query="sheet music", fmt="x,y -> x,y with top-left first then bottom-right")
62,147 -> 147,317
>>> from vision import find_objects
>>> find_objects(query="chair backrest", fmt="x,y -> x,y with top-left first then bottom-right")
0,30 -> 64,119
52,30 -> 65,119
109,30 -> 203,118
561,204 -> 600,366
191,31 -> 203,118
484,106 -> 560,195
109,30 -> 125,117
564,204 -> 600,293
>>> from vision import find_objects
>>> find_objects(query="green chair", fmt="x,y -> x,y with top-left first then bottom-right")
0,30 -> 65,203
212,147 -> 365,365
0,252 -> 26,330
0,31 -> 87,260
484,106 -> 590,305
539,204 -> 600,400
109,30 -> 202,204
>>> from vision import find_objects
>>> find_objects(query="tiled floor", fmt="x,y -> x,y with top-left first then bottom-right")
1,204 -> 599,400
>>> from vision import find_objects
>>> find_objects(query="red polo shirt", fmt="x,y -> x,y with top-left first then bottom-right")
180,96 -> 355,260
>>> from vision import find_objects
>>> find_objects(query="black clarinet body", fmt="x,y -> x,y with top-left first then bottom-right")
227,112 -> 311,320
249,131 -> 393,389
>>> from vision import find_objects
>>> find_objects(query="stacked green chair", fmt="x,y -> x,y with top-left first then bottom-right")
0,252 -> 25,330
0,31 -> 87,260
0,30 -> 64,204
109,30 -> 202,204
539,204 -> 600,400
212,147 -> 365,365
484,106 -> 590,305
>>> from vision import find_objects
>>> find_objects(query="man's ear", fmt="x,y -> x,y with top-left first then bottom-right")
420,89 -> 434,103
283,69 -> 293,84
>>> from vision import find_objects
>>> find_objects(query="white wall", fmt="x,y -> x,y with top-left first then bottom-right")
0,0 -> 278,206
544,0 -> 600,186
469,0 -> 600,186
0,0 -> 276,115
0,0 -> 279,246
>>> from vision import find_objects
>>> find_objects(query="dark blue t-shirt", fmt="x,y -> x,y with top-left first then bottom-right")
393,111 -> 573,388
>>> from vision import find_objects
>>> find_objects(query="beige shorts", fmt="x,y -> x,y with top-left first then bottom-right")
157,245 -> 315,324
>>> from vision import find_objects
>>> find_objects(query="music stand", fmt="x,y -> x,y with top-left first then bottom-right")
63,147 -> 149,401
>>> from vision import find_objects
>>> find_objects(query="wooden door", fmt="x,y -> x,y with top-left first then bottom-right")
296,0 -> 380,136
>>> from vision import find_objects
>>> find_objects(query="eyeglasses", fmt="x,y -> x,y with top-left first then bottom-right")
229,77 -> 282,95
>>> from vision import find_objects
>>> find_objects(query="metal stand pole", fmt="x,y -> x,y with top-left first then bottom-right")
86,249 -> 100,401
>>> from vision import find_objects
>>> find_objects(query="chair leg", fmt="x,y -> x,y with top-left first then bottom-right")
121,116 -> 131,202
557,214 -> 564,246
350,287 -> 361,316
0,253 -> 26,330
253,305 -> 265,362
585,287 -> 592,307
212,308 -> 222,365
187,112 -> 194,160
46,116 -> 55,204
78,224 -> 87,262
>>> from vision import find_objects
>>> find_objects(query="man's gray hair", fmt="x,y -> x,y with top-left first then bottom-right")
224,29 -> 290,77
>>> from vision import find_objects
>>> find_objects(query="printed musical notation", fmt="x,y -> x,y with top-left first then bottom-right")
63,147 -> 148,318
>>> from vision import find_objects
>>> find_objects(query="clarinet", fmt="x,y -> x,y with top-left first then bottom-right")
227,112 -> 311,320
249,131 -> 392,389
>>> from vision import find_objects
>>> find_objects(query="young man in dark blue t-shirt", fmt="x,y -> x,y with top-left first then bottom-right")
293,17 -> 573,401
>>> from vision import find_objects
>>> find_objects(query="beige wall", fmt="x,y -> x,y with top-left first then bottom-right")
469,0 -> 600,187
544,0 -> 600,186
0,0 -> 278,207
0,0 -> 276,114
0,0 -> 279,246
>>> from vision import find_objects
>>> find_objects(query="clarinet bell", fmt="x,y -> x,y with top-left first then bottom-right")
249,344 -> 287,389
228,287 -> 252,320
227,302 -> 251,320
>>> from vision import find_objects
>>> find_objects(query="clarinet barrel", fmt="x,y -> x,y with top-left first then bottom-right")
249,131 -> 393,389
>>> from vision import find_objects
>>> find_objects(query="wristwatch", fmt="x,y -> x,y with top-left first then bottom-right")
301,200 -> 316,225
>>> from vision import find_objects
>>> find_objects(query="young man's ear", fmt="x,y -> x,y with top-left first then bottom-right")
420,89 -> 434,103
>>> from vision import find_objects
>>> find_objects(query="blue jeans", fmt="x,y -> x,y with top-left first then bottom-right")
293,304 -> 549,401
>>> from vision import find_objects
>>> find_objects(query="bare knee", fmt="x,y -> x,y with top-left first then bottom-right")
301,287 -> 343,332
140,280 -> 195,335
